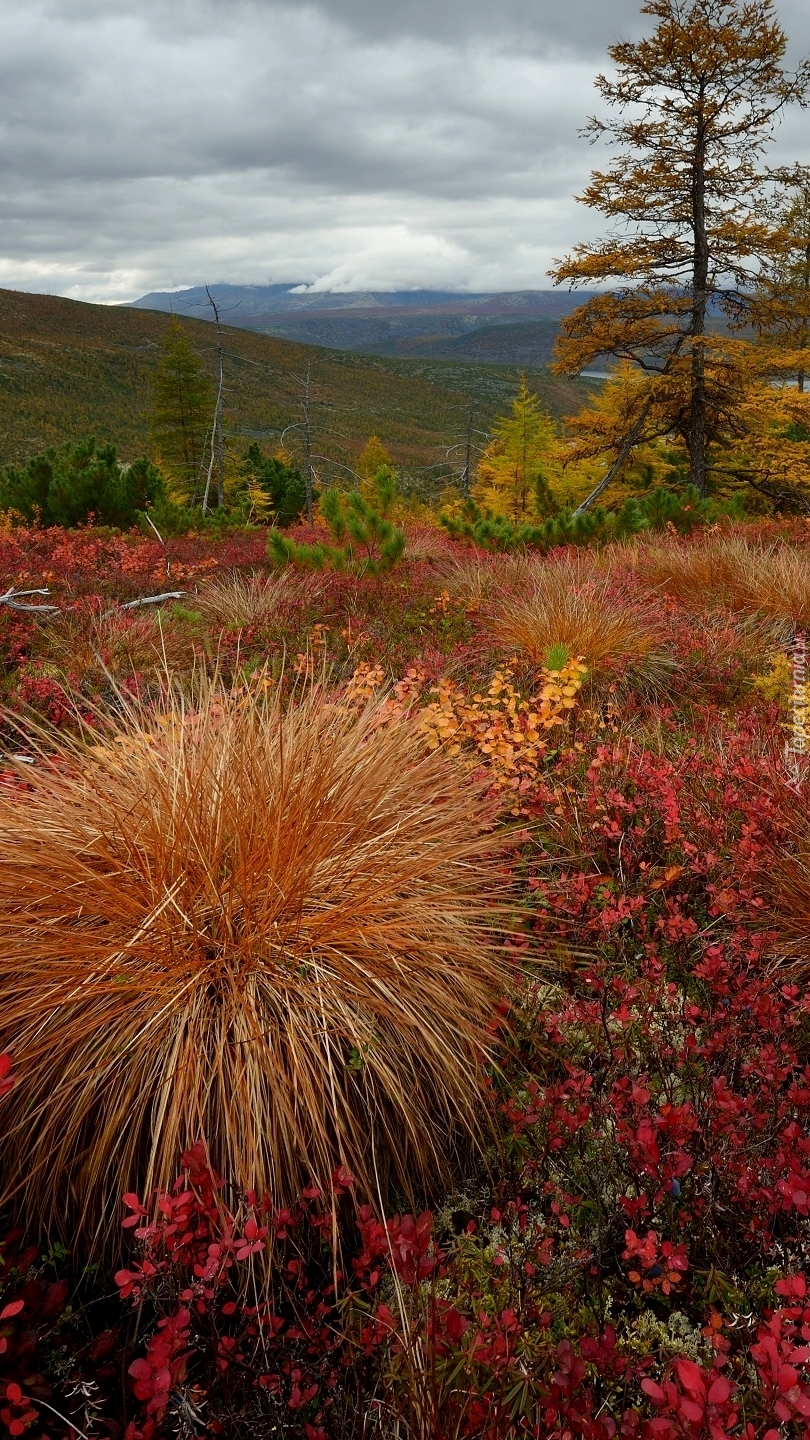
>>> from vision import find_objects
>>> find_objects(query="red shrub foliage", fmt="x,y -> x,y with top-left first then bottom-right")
3,522 -> 810,1435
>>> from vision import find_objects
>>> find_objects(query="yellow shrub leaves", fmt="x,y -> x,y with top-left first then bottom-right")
343,661 -> 386,704
341,657 -> 586,808
419,660 -> 587,810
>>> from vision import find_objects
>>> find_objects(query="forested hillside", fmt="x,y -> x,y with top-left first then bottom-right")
0,287 -> 593,470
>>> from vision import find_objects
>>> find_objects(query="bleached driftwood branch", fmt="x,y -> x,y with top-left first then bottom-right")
114,592 -> 186,612
0,586 -> 186,619
0,587 -> 61,614
99,591 -> 185,618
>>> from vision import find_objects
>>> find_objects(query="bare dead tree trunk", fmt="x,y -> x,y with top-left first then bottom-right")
205,286 -> 225,509
689,110 -> 709,497
303,359 -> 314,525
201,423 -> 217,514
462,401 -> 474,499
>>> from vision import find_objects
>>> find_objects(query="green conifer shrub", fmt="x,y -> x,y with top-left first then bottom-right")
0,439 -> 164,530
269,478 -> 406,574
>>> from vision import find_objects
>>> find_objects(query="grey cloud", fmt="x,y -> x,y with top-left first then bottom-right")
43,0 -> 647,50
0,0 -> 808,301
308,0 -> 647,49
0,6 -> 597,193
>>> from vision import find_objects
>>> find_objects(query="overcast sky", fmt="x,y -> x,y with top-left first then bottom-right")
1,0 -> 809,303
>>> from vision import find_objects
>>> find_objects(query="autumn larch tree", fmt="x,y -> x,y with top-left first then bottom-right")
749,165 -> 810,392
357,434 -> 394,480
550,0 -> 809,499
475,375 -> 558,520
149,317 -> 214,499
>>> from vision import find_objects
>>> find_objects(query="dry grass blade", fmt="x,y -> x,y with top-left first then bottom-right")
489,559 -> 672,691
630,535 -> 748,609
440,551 -> 535,606
402,523 -> 454,564
0,679 -> 513,1250
749,546 -> 810,630
761,805 -> 810,977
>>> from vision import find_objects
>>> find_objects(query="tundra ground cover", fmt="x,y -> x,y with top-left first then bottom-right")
2,518 -> 810,1437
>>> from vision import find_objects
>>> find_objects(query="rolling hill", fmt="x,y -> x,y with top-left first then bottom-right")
0,288 -> 596,477
389,319 -> 562,367
130,284 -> 587,365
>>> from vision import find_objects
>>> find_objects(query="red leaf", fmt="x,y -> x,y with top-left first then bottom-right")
641,1379 -> 666,1405
42,1280 -> 69,1317
708,1376 -> 732,1404
777,1363 -> 799,1392
679,1399 -> 705,1424
776,1274 -> 807,1299
675,1357 -> 706,1399
0,1301 -> 24,1321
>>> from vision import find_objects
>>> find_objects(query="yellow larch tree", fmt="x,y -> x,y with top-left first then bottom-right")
749,165 -> 810,392
474,376 -> 559,521
357,435 -> 394,481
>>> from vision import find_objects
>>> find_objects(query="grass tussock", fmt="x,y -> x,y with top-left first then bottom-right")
402,522 -> 453,564
489,560 -> 672,689
441,551 -> 536,606
633,533 -> 810,629
37,606 -> 195,686
194,568 -> 317,629
0,679 -> 512,1247
763,807 -> 810,974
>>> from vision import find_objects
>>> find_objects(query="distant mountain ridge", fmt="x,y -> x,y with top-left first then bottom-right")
130,285 -> 584,317
130,285 -> 588,364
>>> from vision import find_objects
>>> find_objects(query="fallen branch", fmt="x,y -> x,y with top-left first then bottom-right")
102,591 -> 185,618
0,587 -> 61,614
143,512 -> 166,545
0,586 -> 187,620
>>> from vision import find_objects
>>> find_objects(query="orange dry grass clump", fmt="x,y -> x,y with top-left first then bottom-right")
402,522 -> 453,564
441,551 -> 535,606
762,808 -> 810,975
490,560 -> 671,688
0,681 -> 511,1247
753,547 -> 810,629
633,534 -> 810,629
